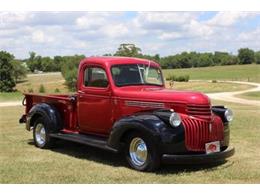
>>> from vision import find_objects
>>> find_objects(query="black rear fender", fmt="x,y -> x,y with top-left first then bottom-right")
26,103 -> 63,132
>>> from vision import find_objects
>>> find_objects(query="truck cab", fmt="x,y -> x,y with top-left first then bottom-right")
20,56 -> 235,171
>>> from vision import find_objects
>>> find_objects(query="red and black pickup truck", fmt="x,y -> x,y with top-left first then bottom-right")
19,56 -> 234,171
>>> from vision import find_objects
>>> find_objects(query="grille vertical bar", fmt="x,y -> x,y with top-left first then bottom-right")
182,115 -> 224,151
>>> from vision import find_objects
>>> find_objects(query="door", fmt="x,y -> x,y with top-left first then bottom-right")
77,66 -> 113,135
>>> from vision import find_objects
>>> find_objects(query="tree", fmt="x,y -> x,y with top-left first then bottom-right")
114,43 -> 142,57
255,51 -> 260,64
198,53 -> 214,67
12,60 -> 27,82
0,51 -> 16,92
27,52 -> 43,72
41,57 -> 55,72
238,48 -> 255,64
60,55 -> 85,91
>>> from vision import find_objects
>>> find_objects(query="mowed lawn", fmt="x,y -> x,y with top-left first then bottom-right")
163,64 -> 260,83
0,73 -> 69,102
237,91 -> 260,101
166,81 -> 254,93
0,65 -> 257,102
16,72 -> 69,94
0,101 -> 260,183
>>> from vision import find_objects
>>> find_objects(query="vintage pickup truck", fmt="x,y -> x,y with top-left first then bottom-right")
20,56 -> 235,171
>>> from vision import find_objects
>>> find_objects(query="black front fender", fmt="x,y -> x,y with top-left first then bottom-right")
108,112 -> 186,153
26,103 -> 62,132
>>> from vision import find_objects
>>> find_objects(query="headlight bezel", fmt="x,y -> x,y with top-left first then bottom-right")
169,112 -> 182,127
224,108 -> 233,122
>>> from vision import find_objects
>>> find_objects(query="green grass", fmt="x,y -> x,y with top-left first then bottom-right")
0,73 -> 69,102
16,73 -> 68,94
237,91 -> 260,101
1,66 -> 257,102
0,91 -> 23,102
166,81 -> 254,93
0,102 -> 260,183
162,64 -> 260,83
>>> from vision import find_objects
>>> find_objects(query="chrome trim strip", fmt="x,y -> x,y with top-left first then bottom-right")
125,100 -> 165,108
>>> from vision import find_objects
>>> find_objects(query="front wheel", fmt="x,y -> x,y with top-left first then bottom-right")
125,132 -> 161,171
33,117 -> 55,149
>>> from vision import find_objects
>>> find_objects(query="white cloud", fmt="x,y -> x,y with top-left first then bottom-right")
0,11 -> 259,58
207,12 -> 258,26
159,32 -> 182,40
238,27 -> 260,41
31,29 -> 55,43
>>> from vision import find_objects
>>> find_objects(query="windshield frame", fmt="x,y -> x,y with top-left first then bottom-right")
110,64 -> 164,87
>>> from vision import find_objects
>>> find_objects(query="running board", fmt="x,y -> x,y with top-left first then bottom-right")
50,133 -> 118,153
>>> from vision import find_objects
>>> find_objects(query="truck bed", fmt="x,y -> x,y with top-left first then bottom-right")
24,93 -> 77,130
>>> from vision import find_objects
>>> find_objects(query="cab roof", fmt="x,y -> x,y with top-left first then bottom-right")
79,56 -> 160,68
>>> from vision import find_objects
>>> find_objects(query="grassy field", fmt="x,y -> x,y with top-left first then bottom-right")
237,91 -> 260,101
163,64 -> 260,83
0,91 -> 23,102
16,73 -> 69,94
166,81 -> 253,93
0,73 -> 69,102
0,66 -> 257,102
0,100 -> 259,183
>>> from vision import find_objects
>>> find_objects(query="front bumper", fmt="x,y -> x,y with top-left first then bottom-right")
162,146 -> 235,164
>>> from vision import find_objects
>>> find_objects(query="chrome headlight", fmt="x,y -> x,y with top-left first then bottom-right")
169,112 -> 181,127
225,108 -> 233,122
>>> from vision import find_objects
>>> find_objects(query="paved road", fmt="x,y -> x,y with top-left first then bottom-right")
0,81 -> 259,107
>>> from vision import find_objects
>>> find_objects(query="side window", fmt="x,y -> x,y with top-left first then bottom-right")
84,67 -> 108,88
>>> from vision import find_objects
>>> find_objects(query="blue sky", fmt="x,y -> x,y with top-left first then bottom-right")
0,11 -> 259,59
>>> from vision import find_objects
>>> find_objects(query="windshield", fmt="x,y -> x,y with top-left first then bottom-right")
111,64 -> 163,87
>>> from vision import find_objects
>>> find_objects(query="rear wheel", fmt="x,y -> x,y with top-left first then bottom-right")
125,132 -> 161,171
33,117 -> 55,149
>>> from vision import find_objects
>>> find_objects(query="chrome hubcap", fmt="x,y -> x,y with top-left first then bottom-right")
35,123 -> 46,146
129,137 -> 148,166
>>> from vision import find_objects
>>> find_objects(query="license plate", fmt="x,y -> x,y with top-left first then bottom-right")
205,141 -> 220,154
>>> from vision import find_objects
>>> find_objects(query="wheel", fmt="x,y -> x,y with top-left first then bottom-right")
33,117 -> 55,149
125,132 -> 161,171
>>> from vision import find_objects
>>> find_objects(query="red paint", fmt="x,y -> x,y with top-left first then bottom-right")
182,114 -> 224,151
24,56 -> 222,151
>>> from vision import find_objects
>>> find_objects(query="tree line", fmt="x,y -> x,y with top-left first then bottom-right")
23,44 -> 260,74
1,44 -> 260,92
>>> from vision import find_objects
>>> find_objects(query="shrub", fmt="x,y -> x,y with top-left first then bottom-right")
0,51 -> 16,92
212,80 -> 217,83
166,74 -> 189,82
38,84 -> 45,93
28,88 -> 34,93
64,68 -> 78,91
54,88 -> 60,93
255,51 -> 260,64
238,48 -> 255,64
166,74 -> 176,81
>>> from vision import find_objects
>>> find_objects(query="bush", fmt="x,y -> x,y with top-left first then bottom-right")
255,51 -> 260,64
28,88 -> 34,93
166,74 -> 189,82
38,84 -> 45,93
0,51 -> 16,92
54,88 -> 60,93
64,68 -> 78,91
212,80 -> 217,83
238,48 -> 255,64
60,55 -> 85,91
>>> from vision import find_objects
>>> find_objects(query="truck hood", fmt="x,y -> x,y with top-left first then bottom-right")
113,86 -> 210,105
